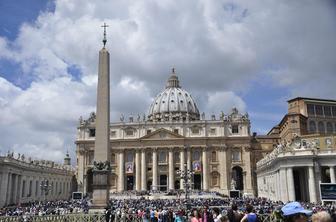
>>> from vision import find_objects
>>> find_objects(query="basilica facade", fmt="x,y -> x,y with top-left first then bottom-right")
76,70 -> 257,196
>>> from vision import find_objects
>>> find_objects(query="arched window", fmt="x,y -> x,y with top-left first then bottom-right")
309,121 -> 316,133
318,121 -> 325,134
326,122 -> 333,134
211,151 -> 217,162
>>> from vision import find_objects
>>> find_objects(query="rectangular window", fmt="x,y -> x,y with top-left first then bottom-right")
89,129 -> 96,137
307,104 -> 315,116
28,180 -> 32,196
147,130 -> 151,135
111,131 -> 116,137
158,152 -> 167,163
173,129 -> 179,134
191,128 -> 200,134
232,150 -> 241,161
211,151 -> 217,162
315,105 -> 323,116
210,128 -> 216,135
89,129 -> 95,137
89,152 -> 94,165
332,106 -> 336,117
232,125 -> 239,134
324,106 -> 332,117
126,130 -> 134,136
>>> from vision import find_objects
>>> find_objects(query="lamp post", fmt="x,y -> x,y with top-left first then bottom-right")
40,179 -> 52,202
177,163 -> 194,212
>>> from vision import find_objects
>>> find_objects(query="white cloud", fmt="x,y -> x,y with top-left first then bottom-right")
204,91 -> 246,116
0,0 -> 335,162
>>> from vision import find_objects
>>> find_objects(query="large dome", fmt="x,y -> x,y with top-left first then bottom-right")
148,69 -> 200,122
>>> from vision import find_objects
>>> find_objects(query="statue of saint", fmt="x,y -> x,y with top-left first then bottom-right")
231,179 -> 237,190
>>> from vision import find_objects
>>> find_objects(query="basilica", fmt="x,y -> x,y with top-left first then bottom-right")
75,68 -> 258,196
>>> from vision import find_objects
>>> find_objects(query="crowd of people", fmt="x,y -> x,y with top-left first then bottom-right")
104,197 -> 336,222
0,196 -> 336,222
0,199 -> 89,217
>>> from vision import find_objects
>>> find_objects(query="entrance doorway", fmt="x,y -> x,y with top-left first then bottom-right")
147,180 -> 152,191
159,175 -> 167,191
86,169 -> 93,193
232,166 -> 244,190
193,174 -> 202,190
175,180 -> 180,190
293,168 -> 308,202
126,176 -> 134,191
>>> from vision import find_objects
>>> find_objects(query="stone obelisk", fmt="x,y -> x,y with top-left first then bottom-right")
92,23 -> 110,209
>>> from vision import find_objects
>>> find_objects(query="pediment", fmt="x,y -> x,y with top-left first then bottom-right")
140,128 -> 184,140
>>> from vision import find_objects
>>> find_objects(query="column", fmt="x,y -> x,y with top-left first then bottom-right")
152,148 -> 158,190
6,173 -> 12,205
279,168 -> 288,202
135,150 -> 141,191
168,149 -> 174,190
308,166 -> 317,203
243,147 -> 253,193
202,148 -> 209,190
276,171 -> 281,201
287,167 -> 295,201
118,151 -> 125,192
330,166 -> 336,183
141,149 -> 147,190
0,172 -> 9,207
12,175 -> 17,204
219,148 -> 228,193
180,148 -> 185,189
187,148 -> 191,171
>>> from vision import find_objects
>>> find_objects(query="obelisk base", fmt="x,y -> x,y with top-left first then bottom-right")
91,170 -> 110,209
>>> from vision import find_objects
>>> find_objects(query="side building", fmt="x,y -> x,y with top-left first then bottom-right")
0,153 -> 75,207
272,97 -> 336,143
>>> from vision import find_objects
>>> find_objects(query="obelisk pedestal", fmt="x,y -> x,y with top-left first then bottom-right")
91,25 -> 111,210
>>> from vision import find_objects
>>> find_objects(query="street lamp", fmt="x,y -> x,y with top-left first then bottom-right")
176,163 -> 194,212
40,179 -> 52,202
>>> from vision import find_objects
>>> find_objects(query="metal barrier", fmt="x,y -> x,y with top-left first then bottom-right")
0,213 -> 282,222
0,214 -> 105,222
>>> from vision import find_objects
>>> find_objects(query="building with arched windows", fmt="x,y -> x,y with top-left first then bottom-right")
267,97 -> 336,144
75,69 -> 259,197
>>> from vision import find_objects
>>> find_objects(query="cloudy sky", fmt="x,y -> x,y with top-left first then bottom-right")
0,0 -> 335,163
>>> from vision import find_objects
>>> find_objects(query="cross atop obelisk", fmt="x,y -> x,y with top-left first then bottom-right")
101,22 -> 109,48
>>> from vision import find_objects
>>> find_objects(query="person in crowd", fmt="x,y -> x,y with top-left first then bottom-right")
220,215 -> 229,222
240,204 -> 258,222
191,208 -> 202,222
311,211 -> 332,222
201,206 -> 214,222
227,203 -> 243,222
281,202 -> 312,222
212,208 -> 222,222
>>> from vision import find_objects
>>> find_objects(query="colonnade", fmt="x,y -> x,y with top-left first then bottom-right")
117,147 -> 210,192
259,165 -> 336,203
115,146 -> 253,194
0,171 -> 72,207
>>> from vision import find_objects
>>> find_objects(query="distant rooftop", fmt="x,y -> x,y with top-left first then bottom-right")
287,97 -> 336,103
